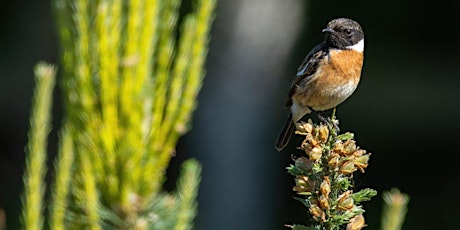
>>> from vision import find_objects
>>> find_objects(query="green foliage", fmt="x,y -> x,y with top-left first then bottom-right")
381,188 -> 409,230
21,0 -> 216,229
286,224 -> 319,230
48,126 -> 74,230
21,63 -> 57,230
352,188 -> 378,203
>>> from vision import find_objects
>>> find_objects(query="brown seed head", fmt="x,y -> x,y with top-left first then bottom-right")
353,149 -> 366,157
293,175 -> 315,193
320,176 -> 331,197
337,191 -> 354,210
339,160 -> 356,174
318,194 -> 330,210
333,141 -> 344,153
294,157 -> 314,171
328,153 -> 341,168
296,121 -> 313,134
346,214 -> 366,230
354,154 -> 370,172
306,145 -> 322,161
310,138 -> 319,147
309,204 -> 326,222
317,125 -> 330,143
342,140 -> 357,156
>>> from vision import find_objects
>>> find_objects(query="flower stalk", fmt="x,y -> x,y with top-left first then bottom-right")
286,117 -> 377,230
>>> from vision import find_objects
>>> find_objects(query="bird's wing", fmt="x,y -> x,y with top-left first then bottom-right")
286,42 -> 328,107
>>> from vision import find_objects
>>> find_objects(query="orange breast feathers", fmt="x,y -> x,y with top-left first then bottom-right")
327,49 -> 364,83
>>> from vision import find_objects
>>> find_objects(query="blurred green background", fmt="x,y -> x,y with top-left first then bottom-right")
1,0 -> 460,229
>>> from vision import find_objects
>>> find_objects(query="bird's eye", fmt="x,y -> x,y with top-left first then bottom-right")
345,29 -> 352,35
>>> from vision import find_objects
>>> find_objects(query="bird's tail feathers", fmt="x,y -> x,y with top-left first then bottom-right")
275,113 -> 295,152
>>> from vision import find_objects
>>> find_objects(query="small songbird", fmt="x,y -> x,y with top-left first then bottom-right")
275,18 -> 365,151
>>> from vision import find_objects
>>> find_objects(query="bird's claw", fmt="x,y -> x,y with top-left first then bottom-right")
317,112 -> 340,133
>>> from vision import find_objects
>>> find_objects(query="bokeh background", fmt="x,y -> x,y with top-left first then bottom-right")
1,0 -> 460,229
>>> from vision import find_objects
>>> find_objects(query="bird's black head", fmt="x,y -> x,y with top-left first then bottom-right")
322,18 -> 364,51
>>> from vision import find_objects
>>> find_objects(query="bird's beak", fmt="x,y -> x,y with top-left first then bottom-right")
322,28 -> 335,33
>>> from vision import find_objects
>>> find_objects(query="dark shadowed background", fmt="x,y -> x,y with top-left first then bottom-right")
1,0 -> 460,229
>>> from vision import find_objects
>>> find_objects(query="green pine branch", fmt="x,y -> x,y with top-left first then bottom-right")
21,63 -> 57,230
21,0 -> 216,229
48,125 -> 74,230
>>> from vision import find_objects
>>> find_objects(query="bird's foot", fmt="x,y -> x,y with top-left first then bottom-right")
313,109 -> 340,134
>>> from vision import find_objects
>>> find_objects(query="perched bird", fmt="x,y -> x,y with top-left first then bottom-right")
275,18 -> 365,151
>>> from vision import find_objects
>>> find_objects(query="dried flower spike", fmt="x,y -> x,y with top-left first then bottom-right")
286,118 -> 376,230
